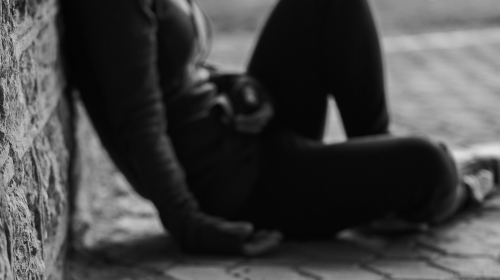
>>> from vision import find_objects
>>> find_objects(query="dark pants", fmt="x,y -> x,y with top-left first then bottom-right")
229,0 -> 459,238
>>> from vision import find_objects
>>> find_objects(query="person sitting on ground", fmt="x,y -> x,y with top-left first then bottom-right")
61,0 -> 500,256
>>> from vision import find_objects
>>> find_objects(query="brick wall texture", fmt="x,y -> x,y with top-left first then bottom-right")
0,0 -> 71,279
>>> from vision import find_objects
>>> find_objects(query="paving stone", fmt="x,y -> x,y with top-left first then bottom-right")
175,256 -> 243,269
228,263 -> 311,280
86,233 -> 181,272
291,241 -> 376,262
471,213 -> 500,241
377,242 -> 428,260
337,230 -> 425,259
325,98 -> 346,143
209,33 -> 253,71
337,230 -> 389,251
166,265 -> 238,280
419,234 -> 492,257
382,28 -> 500,53
417,223 -> 500,258
385,44 -> 500,146
432,257 -> 500,278
412,246 -> 447,261
386,56 -> 477,142
300,262 -> 383,280
245,242 -> 312,265
368,260 -> 454,279
67,258 -> 177,280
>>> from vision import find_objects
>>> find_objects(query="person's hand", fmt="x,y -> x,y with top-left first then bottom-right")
190,215 -> 283,256
215,220 -> 283,256
234,101 -> 274,134
243,229 -> 283,256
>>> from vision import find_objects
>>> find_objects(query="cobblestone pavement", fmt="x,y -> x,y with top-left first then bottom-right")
67,29 -> 500,280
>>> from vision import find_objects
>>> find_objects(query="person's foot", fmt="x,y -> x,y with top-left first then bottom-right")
354,143 -> 500,236
453,142 -> 500,205
460,158 -> 499,205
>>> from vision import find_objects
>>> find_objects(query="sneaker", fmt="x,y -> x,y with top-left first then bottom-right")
460,157 -> 499,205
452,142 -> 500,173
357,143 -> 500,235
453,142 -> 500,205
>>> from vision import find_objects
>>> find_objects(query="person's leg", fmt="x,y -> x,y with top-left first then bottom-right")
247,0 -> 389,140
321,0 -> 389,138
240,0 -> 460,238
237,133 -> 460,239
247,0 -> 328,140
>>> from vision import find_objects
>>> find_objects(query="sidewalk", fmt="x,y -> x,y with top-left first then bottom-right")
67,29 -> 500,280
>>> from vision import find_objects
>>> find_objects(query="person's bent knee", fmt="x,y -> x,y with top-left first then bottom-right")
394,136 -> 459,222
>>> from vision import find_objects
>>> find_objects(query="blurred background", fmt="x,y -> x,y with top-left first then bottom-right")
201,0 -> 500,35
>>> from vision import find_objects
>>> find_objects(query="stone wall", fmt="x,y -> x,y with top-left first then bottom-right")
0,0 -> 71,279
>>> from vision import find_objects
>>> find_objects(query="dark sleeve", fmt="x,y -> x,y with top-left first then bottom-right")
74,0 -> 244,254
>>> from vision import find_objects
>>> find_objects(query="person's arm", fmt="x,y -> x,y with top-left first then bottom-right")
73,0 -> 280,255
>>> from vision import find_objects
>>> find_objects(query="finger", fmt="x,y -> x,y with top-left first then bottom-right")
234,107 -> 272,132
241,87 -> 260,106
243,235 -> 281,256
252,103 -> 273,121
234,103 -> 274,133
250,230 -> 283,243
267,231 -> 283,242
235,103 -> 273,124
218,221 -> 254,238
248,103 -> 273,121
243,230 -> 283,257
251,230 -> 270,240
